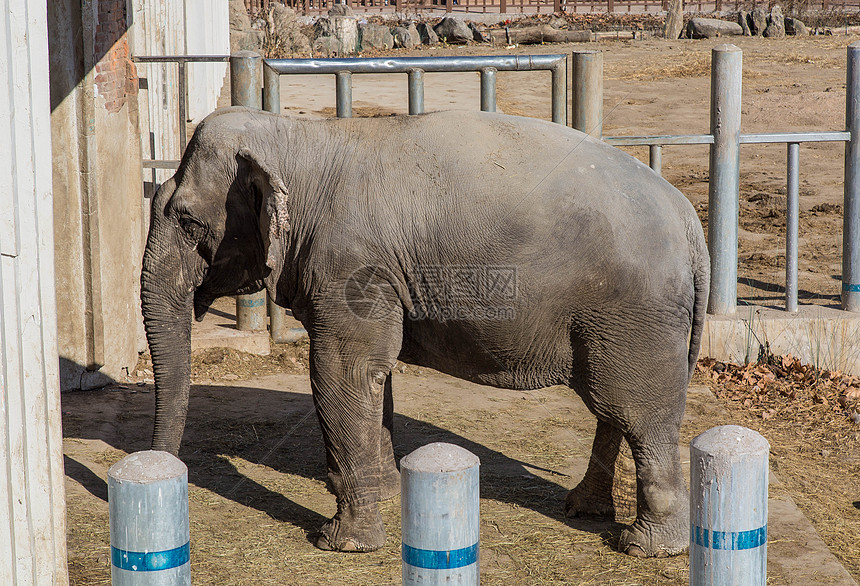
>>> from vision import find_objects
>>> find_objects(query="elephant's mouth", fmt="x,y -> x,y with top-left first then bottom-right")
193,278 -> 266,322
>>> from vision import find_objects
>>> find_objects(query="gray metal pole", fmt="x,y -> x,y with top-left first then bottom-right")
408,68 -> 425,115
231,51 -> 267,331
786,143 -> 800,313
336,70 -> 352,118
263,62 -> 280,116
401,443 -> 480,585
690,426 -> 768,585
571,50 -> 602,137
707,45 -> 743,316
649,144 -> 663,176
844,42 -> 860,311
109,451 -> 190,584
230,50 -> 262,109
480,67 -> 497,113
178,61 -> 188,149
551,61 -> 567,126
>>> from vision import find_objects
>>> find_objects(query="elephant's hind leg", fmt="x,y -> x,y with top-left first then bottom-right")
574,319 -> 690,557
564,419 -> 637,521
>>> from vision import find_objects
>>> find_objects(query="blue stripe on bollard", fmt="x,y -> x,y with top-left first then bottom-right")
111,542 -> 190,571
692,525 -> 767,550
236,297 -> 266,307
843,283 -> 860,292
402,543 -> 479,569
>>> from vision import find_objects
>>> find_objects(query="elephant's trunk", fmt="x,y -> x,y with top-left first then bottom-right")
141,184 -> 194,456
141,289 -> 192,455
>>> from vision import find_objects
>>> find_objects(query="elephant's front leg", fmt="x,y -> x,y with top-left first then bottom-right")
309,319 -> 402,552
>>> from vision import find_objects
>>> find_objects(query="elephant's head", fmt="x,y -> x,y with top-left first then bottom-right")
140,120 -> 290,454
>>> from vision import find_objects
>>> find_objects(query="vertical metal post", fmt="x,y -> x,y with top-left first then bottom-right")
551,61 -> 567,126
230,50 -> 262,109
401,443 -> 480,585
336,70 -> 353,118
178,60 -> 188,149
231,51 -> 267,331
843,42 -> 860,311
109,451 -> 190,584
480,67 -> 497,112
707,44 -> 743,316
649,144 -> 663,176
786,143 -> 800,313
263,62 -> 280,115
571,50 -> 602,137
690,426 -> 768,586
408,68 -> 425,115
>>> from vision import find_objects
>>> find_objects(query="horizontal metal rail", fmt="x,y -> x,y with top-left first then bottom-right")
132,55 -> 231,170
265,55 -> 568,125
264,55 -> 567,75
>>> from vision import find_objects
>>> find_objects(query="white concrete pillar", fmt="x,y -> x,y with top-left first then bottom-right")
0,0 -> 69,582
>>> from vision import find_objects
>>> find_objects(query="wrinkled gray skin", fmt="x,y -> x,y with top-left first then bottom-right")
141,107 -> 709,558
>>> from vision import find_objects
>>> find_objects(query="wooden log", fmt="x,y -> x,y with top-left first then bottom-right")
487,26 -> 593,45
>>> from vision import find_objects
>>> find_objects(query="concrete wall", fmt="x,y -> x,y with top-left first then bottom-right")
49,0 -> 145,390
0,0 -> 69,581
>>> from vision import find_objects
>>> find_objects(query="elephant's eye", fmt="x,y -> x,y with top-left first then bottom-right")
179,216 -> 206,242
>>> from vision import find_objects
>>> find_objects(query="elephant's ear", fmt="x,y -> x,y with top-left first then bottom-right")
238,147 -> 290,273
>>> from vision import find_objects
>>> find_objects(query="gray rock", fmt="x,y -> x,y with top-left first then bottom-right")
785,16 -> 809,36
549,16 -> 567,29
764,5 -> 786,38
328,3 -> 354,17
663,0 -> 684,39
230,0 -> 262,52
359,23 -> 394,50
469,22 -> 488,43
313,36 -> 340,57
686,17 -> 744,39
392,26 -> 418,49
433,16 -> 473,44
313,17 -> 335,39
269,4 -> 311,55
749,7 -> 768,36
230,0 -> 251,32
738,10 -> 752,36
417,22 -> 439,45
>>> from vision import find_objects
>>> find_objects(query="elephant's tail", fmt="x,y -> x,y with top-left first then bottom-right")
687,222 -> 710,384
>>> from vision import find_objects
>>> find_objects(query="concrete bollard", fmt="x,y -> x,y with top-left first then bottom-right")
109,451 -> 190,585
690,425 -> 769,586
401,443 -> 480,585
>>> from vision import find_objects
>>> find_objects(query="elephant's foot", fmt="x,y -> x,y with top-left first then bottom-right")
618,506 -> 688,558
314,503 -> 386,553
379,465 -> 401,501
564,482 -> 615,518
564,449 -> 637,521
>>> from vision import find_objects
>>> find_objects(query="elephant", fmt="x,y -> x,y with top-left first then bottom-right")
140,106 -> 709,558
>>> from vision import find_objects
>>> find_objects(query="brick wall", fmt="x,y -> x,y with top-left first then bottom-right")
94,0 -> 137,114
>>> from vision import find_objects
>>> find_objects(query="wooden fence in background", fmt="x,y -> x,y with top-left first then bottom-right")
244,0 -> 860,16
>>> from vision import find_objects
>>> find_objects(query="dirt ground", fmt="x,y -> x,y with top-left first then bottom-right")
65,34 -> 860,584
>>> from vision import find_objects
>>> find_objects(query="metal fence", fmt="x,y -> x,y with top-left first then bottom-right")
136,47 -> 860,318
245,0 -> 860,15
567,47 -> 860,315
